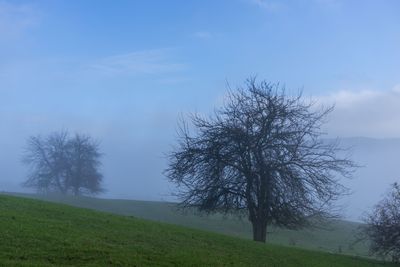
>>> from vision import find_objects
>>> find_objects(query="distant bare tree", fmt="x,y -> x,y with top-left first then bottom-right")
363,183 -> 400,262
23,131 -> 104,196
165,78 -> 355,242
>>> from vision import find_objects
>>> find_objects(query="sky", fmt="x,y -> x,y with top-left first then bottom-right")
1,0 -> 400,219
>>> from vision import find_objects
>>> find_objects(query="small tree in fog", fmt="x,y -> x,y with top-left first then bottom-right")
23,131 -> 104,196
363,183 -> 400,262
165,78 -> 355,242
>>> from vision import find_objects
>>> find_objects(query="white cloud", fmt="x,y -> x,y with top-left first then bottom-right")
86,49 -> 186,76
0,1 -> 39,39
248,0 -> 342,11
248,0 -> 285,12
318,85 -> 400,138
313,0 -> 341,7
192,31 -> 212,40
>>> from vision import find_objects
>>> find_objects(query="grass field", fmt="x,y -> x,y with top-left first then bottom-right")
0,194 -> 395,266
7,192 -> 371,258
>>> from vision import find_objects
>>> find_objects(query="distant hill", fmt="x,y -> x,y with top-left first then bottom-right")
0,194 -> 394,266
336,137 -> 400,220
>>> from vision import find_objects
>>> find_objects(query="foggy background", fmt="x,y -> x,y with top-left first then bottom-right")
1,0 -> 400,221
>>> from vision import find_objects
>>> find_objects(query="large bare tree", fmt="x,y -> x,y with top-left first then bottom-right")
165,78 -> 355,242
23,131 -> 104,196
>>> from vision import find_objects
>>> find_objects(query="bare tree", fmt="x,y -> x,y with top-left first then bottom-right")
362,183 -> 400,262
165,78 -> 355,242
23,131 -> 104,196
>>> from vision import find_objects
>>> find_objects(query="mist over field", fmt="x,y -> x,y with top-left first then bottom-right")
1,124 -> 400,221
2,88 -> 400,221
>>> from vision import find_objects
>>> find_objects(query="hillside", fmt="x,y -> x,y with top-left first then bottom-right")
0,195 -> 394,266
7,193 -> 370,258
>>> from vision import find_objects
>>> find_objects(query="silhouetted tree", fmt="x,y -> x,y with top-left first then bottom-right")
165,78 -> 355,242
363,183 -> 400,262
23,131 -> 104,195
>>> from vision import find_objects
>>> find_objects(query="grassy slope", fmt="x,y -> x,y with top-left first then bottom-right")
9,193 -> 369,257
0,195 -> 394,266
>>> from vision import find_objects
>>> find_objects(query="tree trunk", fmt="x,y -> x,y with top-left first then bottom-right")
252,219 -> 267,242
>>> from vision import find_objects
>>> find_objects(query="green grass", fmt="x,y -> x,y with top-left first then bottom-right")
0,194 -> 395,266
8,192 -> 370,257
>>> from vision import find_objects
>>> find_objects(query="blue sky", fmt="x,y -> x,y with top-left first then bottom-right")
3,0 -> 400,94
1,0 -> 400,217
